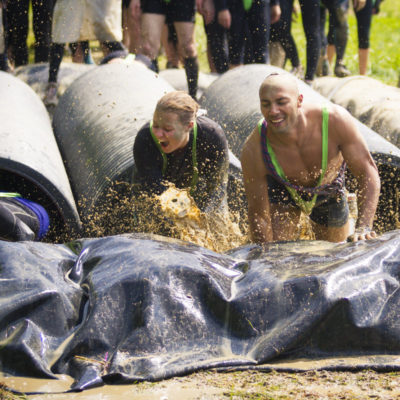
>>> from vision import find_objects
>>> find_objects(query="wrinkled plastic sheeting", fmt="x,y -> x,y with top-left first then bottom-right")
1,232 -> 400,391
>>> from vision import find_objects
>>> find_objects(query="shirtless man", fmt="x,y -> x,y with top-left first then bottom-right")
240,73 -> 380,243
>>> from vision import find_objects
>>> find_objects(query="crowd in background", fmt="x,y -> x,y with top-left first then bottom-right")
0,0 -> 390,95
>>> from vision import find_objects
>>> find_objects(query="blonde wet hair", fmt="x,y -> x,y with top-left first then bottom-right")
155,91 -> 199,126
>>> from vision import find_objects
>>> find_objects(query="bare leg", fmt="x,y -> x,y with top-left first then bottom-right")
141,12 -> 165,71
123,5 -> 142,53
174,21 -> 198,98
358,48 -> 369,75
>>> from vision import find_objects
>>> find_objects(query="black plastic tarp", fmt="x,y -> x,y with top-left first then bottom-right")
1,231 -> 400,391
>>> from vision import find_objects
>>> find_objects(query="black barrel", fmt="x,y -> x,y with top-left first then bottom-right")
313,76 -> 400,148
52,62 -> 175,221
14,62 -> 94,106
0,71 -> 81,239
200,64 -> 400,232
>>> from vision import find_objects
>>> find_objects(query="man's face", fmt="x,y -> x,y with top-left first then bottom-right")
259,81 -> 302,135
152,111 -> 191,153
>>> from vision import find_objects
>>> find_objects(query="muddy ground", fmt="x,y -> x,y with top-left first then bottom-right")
2,369 -> 400,399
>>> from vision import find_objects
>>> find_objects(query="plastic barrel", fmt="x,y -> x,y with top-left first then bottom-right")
0,71 -> 81,238
313,76 -> 400,148
14,62 -> 94,102
200,64 -> 400,232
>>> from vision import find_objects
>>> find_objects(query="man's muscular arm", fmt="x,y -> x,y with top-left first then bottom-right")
333,105 -> 381,241
241,130 -> 274,243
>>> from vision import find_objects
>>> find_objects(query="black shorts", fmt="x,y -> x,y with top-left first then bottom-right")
141,0 -> 196,23
122,0 -> 131,8
267,175 -> 349,228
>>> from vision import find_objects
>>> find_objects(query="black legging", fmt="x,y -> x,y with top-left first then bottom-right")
355,0 -> 373,49
300,0 -> 349,80
322,0 -> 349,61
299,0 -> 321,80
6,0 -> 53,66
270,0 -> 300,68
204,19 -> 229,73
228,0 -> 271,65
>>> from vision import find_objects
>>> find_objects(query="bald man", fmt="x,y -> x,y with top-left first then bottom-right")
240,72 -> 381,243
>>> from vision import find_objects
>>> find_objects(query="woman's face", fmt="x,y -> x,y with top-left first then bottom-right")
152,111 -> 192,153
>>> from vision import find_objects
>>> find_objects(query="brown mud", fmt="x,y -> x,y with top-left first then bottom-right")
2,368 -> 400,399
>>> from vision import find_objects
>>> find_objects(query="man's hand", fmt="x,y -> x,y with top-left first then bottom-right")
197,0 -> 215,25
347,226 -> 377,242
218,9 -> 231,29
270,4 -> 281,24
353,0 -> 366,12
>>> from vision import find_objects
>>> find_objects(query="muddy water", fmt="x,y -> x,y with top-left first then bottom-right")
0,374 -> 223,399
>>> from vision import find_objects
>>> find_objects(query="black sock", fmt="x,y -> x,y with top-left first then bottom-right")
184,56 -> 199,99
0,53 -> 8,71
151,58 -> 159,73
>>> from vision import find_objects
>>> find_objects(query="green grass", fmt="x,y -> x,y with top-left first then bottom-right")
26,1 -> 399,86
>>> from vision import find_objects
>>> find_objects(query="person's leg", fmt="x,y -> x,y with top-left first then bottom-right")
161,22 -> 180,68
6,0 -> 29,66
316,4 -> 331,77
324,0 -> 350,77
270,0 -> 300,70
44,42 -> 64,106
204,18 -> 229,73
32,0 -> 53,63
299,0 -> 321,82
245,0 -> 270,64
355,0 -> 372,75
227,0 -> 245,68
123,0 -> 142,54
174,21 -> 198,98
140,13 -> 165,72
0,5 -> 10,71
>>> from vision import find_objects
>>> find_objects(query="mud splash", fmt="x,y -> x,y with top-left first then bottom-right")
80,182 -> 249,253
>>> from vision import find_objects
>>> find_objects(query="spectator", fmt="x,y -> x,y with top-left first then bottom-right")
214,0 -> 281,68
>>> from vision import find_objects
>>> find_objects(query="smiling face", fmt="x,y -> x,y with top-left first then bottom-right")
152,110 -> 192,153
259,74 -> 303,135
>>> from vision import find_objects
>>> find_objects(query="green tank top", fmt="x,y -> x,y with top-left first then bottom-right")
150,120 -> 199,195
259,107 -> 329,215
